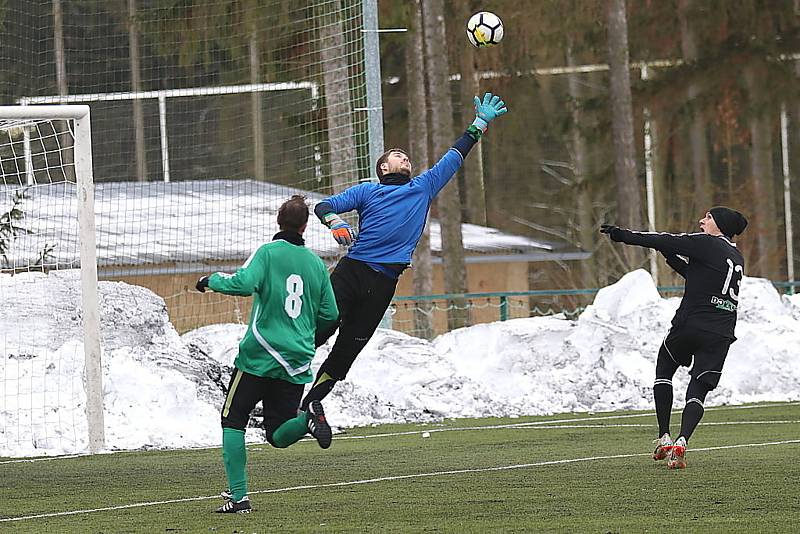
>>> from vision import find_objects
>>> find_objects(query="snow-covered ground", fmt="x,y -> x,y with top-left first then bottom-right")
1,269 -> 799,457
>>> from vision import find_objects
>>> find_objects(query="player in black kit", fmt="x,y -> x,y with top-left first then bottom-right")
600,206 -> 748,469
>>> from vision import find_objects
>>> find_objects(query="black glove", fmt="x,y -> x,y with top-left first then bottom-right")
599,224 -> 623,242
196,275 -> 210,293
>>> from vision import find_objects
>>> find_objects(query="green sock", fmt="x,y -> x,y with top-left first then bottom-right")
222,428 -> 247,501
271,412 -> 310,448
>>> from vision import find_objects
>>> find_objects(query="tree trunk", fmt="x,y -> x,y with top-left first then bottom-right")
744,62 -> 779,277
316,0 -> 356,193
249,13 -> 265,182
422,0 -> 468,330
53,0 -> 67,97
566,41 -> 595,288
128,0 -> 148,182
678,0 -> 712,212
52,0 -> 75,184
454,0 -> 486,225
408,0 -> 434,340
605,0 -> 644,268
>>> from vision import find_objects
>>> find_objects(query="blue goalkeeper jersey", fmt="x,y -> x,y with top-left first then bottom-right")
323,147 -> 465,264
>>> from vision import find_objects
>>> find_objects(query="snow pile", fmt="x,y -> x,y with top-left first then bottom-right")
1,271 -> 223,456
2,269 -> 799,457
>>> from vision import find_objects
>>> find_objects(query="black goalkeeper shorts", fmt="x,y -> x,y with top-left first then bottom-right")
220,368 -> 303,435
658,325 -> 733,388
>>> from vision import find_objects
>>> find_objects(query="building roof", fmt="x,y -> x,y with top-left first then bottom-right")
2,180 -> 588,271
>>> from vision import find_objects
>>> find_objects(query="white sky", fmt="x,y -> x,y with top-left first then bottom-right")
2,268 -> 799,458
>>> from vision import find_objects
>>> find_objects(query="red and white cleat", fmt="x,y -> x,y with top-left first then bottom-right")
652,433 -> 673,461
667,437 -> 687,469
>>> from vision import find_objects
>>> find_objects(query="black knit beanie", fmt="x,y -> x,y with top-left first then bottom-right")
709,206 -> 748,238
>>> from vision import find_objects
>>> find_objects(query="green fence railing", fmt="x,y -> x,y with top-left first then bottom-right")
387,280 -> 800,339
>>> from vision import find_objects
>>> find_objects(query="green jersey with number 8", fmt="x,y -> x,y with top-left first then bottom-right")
208,239 -> 338,383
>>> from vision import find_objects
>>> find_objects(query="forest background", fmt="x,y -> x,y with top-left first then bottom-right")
1,0 -> 799,295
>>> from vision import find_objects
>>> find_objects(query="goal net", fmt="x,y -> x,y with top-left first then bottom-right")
0,1 -> 377,456
1,0 -> 376,334
0,105 -> 104,457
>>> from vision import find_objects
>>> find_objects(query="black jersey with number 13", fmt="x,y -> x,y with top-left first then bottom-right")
612,230 -> 744,340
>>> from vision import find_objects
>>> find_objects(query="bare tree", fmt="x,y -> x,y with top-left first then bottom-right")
316,0 -> 356,193
247,0 -> 265,181
605,0 -> 644,268
127,0 -> 148,182
51,0 -> 74,183
678,0 -> 712,212
408,0 -> 434,339
453,0 -> 486,225
566,40 -> 596,287
744,61 -> 779,277
422,0 -> 468,329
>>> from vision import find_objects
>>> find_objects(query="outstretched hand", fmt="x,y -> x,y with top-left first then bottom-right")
472,92 -> 508,132
599,224 -> 624,242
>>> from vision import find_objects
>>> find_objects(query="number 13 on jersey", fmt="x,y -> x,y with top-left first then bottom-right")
722,258 -> 743,301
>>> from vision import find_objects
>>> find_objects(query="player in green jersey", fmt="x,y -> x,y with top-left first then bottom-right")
196,195 -> 339,513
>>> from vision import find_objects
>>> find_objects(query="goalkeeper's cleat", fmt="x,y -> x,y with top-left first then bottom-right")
652,433 -> 673,461
215,495 -> 251,514
667,436 -> 687,469
307,400 -> 332,449
220,489 -> 233,501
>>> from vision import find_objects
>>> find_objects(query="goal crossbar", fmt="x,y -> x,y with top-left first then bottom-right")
0,104 -> 90,120
15,83 -> 320,183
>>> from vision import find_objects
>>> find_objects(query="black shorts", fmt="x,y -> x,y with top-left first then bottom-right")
659,325 -> 732,388
316,257 -> 399,379
221,368 -> 304,438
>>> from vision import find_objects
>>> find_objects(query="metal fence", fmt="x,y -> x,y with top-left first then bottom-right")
386,281 -> 800,339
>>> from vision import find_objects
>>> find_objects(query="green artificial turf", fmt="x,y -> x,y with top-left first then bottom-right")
1,402 -> 798,533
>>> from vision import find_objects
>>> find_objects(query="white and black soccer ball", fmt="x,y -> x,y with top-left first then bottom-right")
466,11 -> 504,48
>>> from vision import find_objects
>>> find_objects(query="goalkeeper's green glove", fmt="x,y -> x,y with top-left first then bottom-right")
323,213 -> 356,246
471,92 -> 508,133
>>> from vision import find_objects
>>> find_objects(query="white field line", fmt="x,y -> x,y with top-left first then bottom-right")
334,418 -> 800,441
2,401 -> 798,465
2,438 -> 799,523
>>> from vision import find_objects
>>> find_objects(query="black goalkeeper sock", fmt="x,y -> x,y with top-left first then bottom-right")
678,401 -> 704,442
653,381 -> 673,437
300,372 -> 337,411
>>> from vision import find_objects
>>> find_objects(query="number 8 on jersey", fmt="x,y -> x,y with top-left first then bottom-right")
285,274 -> 304,319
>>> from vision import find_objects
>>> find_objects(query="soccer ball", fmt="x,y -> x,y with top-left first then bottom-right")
466,11 -> 504,48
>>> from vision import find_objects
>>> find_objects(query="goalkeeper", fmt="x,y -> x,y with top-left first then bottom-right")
301,92 -> 508,411
196,195 -> 338,514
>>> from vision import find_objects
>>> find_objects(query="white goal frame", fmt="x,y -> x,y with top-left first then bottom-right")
0,104 -> 104,452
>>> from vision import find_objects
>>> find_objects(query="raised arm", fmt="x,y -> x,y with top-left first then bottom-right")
416,92 -> 508,198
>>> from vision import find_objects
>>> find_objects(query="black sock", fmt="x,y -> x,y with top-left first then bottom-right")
653,381 -> 673,437
679,378 -> 712,442
678,401 -> 704,442
300,372 -> 337,411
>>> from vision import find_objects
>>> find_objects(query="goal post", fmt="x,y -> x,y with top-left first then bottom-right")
0,105 -> 104,454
